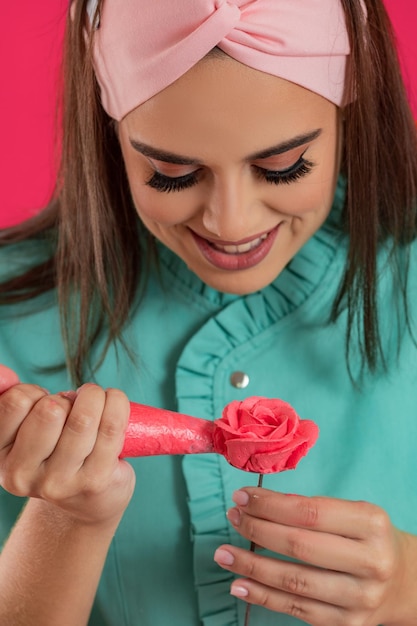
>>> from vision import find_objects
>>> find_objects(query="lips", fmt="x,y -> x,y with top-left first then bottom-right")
211,233 -> 268,254
189,225 -> 280,271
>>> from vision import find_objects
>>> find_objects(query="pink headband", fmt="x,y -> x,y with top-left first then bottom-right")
86,0 -> 354,121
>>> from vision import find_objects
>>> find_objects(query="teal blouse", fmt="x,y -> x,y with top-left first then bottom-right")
1,178 -> 417,625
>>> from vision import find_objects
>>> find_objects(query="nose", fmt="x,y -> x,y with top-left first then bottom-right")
201,172 -> 260,241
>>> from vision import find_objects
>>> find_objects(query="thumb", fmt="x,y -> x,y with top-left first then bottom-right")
0,365 -> 20,393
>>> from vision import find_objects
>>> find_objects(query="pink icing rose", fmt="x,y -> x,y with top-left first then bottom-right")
212,396 -> 319,473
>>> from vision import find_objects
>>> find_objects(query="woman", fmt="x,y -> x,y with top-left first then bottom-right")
1,1 -> 417,624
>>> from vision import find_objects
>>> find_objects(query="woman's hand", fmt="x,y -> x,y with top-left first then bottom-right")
0,364 -> 20,391
0,379 -> 135,527
214,487 -> 417,625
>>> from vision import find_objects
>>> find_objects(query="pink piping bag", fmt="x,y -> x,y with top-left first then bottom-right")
121,402 -> 215,458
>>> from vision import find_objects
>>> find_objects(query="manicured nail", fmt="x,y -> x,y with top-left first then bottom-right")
76,383 -> 94,394
227,507 -> 241,526
230,584 -> 249,598
232,490 -> 249,506
214,548 -> 234,566
58,391 -> 77,401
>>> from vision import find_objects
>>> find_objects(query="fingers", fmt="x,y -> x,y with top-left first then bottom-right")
0,383 -> 130,497
0,384 -> 49,453
214,540 -> 395,624
84,387 -> 130,466
227,488 -> 396,575
231,487 -> 374,539
45,384 -> 107,476
215,488 -> 400,624
41,385 -> 132,511
214,544 -> 360,608
0,364 -> 20,393
3,394 -> 74,492
0,380 -> 135,525
229,578 -> 346,626
227,500 -> 364,574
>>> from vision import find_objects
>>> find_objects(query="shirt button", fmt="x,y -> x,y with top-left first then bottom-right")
230,371 -> 250,389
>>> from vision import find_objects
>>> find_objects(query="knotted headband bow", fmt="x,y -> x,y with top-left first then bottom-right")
86,0 -> 355,121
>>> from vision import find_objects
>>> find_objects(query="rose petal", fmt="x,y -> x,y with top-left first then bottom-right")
214,397 -> 319,474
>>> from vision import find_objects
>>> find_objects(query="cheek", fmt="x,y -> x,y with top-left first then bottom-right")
267,156 -> 338,219
266,180 -> 335,219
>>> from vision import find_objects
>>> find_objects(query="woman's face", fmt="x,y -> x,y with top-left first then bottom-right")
118,55 -> 342,295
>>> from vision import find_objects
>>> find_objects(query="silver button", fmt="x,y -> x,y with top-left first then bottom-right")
230,371 -> 250,389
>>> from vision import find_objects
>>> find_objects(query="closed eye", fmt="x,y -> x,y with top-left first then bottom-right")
252,156 -> 315,185
145,155 -> 315,193
145,170 -> 201,193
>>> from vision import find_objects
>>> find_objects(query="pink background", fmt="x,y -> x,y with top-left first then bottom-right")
1,1 -> 416,228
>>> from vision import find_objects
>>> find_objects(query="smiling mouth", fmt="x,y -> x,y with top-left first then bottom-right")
209,234 -> 268,255
189,226 -> 280,271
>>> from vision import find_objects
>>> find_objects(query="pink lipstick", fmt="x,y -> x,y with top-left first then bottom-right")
190,225 -> 279,271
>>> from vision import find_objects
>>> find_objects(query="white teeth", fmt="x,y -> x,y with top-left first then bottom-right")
213,234 -> 268,254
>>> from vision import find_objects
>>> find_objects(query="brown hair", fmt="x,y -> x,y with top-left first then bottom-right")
1,0 -> 416,385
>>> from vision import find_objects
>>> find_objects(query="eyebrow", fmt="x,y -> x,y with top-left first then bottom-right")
129,128 -> 322,165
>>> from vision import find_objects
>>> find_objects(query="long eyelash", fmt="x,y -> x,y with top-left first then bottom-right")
146,170 -> 198,193
253,157 -> 314,185
146,157 -> 314,194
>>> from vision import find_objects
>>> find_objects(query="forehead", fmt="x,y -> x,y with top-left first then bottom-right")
122,56 -> 338,161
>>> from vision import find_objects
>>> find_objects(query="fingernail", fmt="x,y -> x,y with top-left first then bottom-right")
213,548 -> 234,566
230,584 -> 249,598
227,507 -> 241,526
76,383 -> 93,394
232,490 -> 249,506
58,391 -> 77,401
